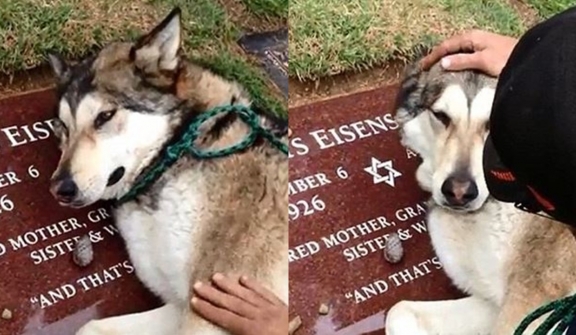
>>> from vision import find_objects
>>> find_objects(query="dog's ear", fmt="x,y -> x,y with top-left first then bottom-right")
47,53 -> 70,81
420,79 -> 443,108
131,7 -> 182,73
394,62 -> 425,125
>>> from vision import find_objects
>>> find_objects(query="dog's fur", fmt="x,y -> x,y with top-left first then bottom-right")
385,61 -> 576,335
47,9 -> 288,335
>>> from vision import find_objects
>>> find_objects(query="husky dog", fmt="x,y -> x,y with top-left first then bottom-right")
385,61 -> 576,335
47,8 -> 288,335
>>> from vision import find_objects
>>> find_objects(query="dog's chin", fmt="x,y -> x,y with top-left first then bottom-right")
440,204 -> 473,213
438,199 -> 487,214
56,192 -> 99,209
57,199 -> 93,209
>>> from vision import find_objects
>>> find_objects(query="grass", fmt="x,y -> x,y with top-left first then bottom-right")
194,51 -> 286,116
0,0 -> 160,72
242,0 -> 288,19
289,0 -> 533,80
526,0 -> 575,19
0,0 -> 287,116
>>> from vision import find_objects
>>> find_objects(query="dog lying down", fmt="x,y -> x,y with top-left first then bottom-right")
385,61 -> 576,335
47,8 -> 288,335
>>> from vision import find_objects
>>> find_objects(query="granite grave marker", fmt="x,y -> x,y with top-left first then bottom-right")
0,90 -> 160,335
238,28 -> 288,98
288,85 -> 463,335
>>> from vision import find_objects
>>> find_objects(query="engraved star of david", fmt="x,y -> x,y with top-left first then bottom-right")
363,157 -> 402,187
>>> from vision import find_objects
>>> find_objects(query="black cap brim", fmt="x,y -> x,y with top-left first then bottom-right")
483,135 -> 531,204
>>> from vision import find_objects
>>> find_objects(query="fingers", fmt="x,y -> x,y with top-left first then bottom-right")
240,275 -> 285,306
211,273 -> 267,308
191,296 -> 249,334
419,30 -> 483,70
440,52 -> 486,72
193,281 -> 258,318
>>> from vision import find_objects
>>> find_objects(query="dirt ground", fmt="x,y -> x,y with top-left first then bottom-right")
288,60 -> 404,108
0,36 -> 390,107
509,0 -> 541,27
1,57 -> 403,107
0,65 -> 55,100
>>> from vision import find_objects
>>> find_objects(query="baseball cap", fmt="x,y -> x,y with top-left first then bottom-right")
483,6 -> 576,225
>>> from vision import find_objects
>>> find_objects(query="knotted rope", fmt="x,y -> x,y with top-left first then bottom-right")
514,293 -> 576,335
116,104 -> 288,205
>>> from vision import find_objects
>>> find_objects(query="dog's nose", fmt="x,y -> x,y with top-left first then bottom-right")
441,176 -> 478,206
57,179 -> 78,199
50,174 -> 78,203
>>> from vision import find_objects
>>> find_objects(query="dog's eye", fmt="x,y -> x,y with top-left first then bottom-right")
94,110 -> 117,129
432,110 -> 451,127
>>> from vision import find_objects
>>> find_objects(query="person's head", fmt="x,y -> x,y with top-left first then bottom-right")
484,6 -> 576,226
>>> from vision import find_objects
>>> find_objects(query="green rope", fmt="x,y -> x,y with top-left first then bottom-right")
116,104 -> 288,205
514,293 -> 576,335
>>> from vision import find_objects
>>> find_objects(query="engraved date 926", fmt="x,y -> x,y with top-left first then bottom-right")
0,194 -> 14,214
289,194 -> 325,221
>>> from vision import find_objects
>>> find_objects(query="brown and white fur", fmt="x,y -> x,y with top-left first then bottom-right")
385,61 -> 576,335
46,8 -> 288,335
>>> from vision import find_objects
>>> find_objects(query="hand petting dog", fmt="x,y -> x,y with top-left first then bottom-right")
192,274 -> 288,335
420,30 -> 518,77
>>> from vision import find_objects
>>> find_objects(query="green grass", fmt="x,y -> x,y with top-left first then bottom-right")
0,0 -> 286,116
0,0 -> 149,71
242,0 -> 288,19
526,0 -> 576,19
289,0 -> 528,80
149,0 -> 237,52
195,52 -> 286,117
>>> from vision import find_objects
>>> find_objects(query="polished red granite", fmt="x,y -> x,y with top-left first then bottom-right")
289,86 -> 463,335
0,90 -> 160,335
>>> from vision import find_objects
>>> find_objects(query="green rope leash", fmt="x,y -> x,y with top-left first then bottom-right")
514,293 -> 576,335
116,104 -> 288,205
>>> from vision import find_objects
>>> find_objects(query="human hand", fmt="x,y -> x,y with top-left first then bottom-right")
191,273 -> 288,335
420,30 -> 518,77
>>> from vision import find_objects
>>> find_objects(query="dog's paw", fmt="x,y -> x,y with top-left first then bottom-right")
385,301 -> 429,335
76,321 -> 119,335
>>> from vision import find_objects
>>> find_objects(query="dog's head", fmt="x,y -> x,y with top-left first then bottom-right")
394,62 -> 497,212
48,8 -> 186,207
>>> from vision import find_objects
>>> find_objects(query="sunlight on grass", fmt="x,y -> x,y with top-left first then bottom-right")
289,0 -> 527,80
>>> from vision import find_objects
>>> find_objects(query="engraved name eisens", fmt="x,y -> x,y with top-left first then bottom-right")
0,118 -> 56,148
289,113 -> 398,158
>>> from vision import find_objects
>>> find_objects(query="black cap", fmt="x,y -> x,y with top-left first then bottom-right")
483,6 -> 576,225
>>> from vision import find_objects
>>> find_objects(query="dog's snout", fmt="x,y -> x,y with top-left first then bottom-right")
441,175 -> 479,206
50,172 -> 78,204
57,179 -> 78,199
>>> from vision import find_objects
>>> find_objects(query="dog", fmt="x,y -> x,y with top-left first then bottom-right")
47,8 -> 288,335
385,61 -> 576,334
